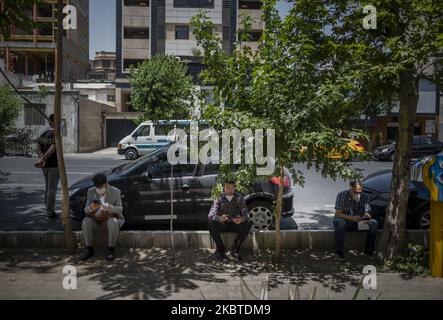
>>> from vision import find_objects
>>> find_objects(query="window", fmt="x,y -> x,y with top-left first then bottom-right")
148,155 -> 197,178
124,0 -> 149,6
173,0 -> 214,8
239,30 -> 262,42
124,27 -> 149,39
37,3 -> 53,18
24,104 -> 46,126
107,95 -> 115,102
239,1 -> 262,10
123,59 -> 144,70
175,26 -> 189,40
155,124 -> 176,136
421,137 -> 434,145
37,22 -> 53,36
203,163 -> 219,175
102,60 -> 111,68
133,125 -> 151,137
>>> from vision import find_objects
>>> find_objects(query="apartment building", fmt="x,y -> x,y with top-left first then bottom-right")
88,51 -> 116,81
0,0 -> 89,82
115,0 -> 264,112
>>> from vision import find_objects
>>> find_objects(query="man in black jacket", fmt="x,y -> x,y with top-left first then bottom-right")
208,180 -> 251,261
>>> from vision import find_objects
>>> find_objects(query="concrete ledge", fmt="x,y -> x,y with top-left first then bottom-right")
0,230 -> 429,250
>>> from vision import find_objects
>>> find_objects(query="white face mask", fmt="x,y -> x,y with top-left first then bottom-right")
96,186 -> 106,195
226,195 -> 234,202
353,193 -> 361,202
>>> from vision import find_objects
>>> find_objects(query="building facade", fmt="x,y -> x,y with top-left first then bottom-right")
0,0 -> 89,82
115,0 -> 264,112
88,51 -> 116,81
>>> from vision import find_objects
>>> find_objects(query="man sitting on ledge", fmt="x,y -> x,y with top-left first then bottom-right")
208,180 -> 251,261
80,174 -> 125,261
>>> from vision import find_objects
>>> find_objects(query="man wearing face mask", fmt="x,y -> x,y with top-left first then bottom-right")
333,180 -> 378,261
80,174 -> 125,261
208,180 -> 251,261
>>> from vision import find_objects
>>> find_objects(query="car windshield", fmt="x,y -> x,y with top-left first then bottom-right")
114,148 -> 167,174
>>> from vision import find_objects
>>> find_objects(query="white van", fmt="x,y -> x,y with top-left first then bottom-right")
117,120 -> 193,160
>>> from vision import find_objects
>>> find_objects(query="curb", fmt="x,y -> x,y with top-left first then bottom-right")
0,230 -> 428,250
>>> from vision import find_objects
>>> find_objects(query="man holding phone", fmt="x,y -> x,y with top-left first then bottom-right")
333,180 -> 378,261
208,180 -> 251,261
80,174 -> 125,261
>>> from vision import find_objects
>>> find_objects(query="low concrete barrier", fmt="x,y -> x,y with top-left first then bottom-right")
0,230 -> 429,251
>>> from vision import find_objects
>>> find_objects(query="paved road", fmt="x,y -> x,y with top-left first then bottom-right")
0,153 -> 392,231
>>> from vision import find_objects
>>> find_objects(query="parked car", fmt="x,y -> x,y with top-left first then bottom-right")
373,136 -> 443,161
71,147 -> 295,231
362,170 -> 429,229
117,120 -> 208,160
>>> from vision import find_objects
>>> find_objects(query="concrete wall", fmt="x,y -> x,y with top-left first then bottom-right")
78,97 -> 116,153
14,90 -> 80,153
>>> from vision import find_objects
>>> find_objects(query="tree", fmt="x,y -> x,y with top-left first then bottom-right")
191,1 -> 367,263
0,85 -> 21,156
129,54 -> 196,121
54,0 -> 76,252
0,86 -> 34,181
322,0 -> 443,263
0,0 -> 40,39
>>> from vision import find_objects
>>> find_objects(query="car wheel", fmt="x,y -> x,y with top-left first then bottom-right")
388,152 -> 395,162
248,200 -> 274,231
125,148 -> 138,160
416,206 -> 430,230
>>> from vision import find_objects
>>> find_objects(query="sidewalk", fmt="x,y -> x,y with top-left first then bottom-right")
1,248 -> 442,300
64,148 -> 123,159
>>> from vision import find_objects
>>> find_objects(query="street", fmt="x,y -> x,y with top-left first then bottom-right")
0,151 -> 393,231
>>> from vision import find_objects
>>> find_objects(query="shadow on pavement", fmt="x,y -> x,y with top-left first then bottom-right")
0,248 -> 377,299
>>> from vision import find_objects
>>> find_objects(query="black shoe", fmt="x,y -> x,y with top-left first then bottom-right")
334,251 -> 346,262
231,246 -> 241,260
46,212 -> 59,220
363,250 -> 374,257
216,251 -> 227,261
80,247 -> 94,261
106,247 -> 116,261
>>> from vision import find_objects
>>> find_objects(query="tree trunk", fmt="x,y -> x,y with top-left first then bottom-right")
272,161 -> 284,264
54,0 -> 76,253
377,71 -> 419,264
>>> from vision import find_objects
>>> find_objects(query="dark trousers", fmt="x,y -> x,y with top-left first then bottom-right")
333,217 -> 378,254
208,220 -> 251,253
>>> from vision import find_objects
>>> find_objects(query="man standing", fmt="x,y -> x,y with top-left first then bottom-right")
81,174 -> 125,261
35,114 -> 59,220
208,180 -> 251,261
333,180 -> 378,261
